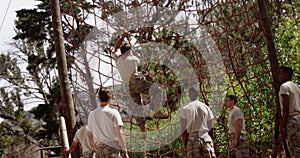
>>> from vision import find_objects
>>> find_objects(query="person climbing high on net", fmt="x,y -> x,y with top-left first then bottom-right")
112,31 -> 168,138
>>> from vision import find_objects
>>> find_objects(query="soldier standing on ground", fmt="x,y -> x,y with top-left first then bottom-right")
224,95 -> 249,158
86,87 -> 129,158
180,87 -> 216,158
278,66 -> 300,157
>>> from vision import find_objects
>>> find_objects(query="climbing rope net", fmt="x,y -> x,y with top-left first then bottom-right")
60,0 -> 279,157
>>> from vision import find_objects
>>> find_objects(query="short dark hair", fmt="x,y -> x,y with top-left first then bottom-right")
98,87 -> 112,102
226,95 -> 237,105
280,66 -> 293,80
189,87 -> 199,101
120,42 -> 132,54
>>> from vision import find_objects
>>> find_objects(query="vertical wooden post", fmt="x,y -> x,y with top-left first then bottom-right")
257,0 -> 290,157
50,0 -> 79,157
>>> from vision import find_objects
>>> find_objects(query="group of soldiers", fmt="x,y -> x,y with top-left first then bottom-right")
64,33 -> 300,158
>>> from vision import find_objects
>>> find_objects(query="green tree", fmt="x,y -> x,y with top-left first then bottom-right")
274,1 -> 300,83
0,54 -> 44,157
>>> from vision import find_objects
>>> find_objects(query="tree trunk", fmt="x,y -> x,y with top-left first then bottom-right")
257,0 -> 290,157
50,0 -> 79,157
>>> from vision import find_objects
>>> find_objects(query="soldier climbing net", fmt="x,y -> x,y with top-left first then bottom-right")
60,0 -> 281,157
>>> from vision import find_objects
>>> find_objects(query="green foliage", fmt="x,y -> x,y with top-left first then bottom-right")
0,87 -> 41,156
275,11 -> 300,84
0,54 -> 24,85
214,60 -> 275,157
14,9 -> 50,46
0,0 -> 98,155
1,0 -> 64,153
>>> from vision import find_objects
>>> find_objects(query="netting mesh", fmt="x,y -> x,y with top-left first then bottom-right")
60,0 -> 278,157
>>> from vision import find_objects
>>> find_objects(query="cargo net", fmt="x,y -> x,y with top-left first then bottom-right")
61,0 -> 277,157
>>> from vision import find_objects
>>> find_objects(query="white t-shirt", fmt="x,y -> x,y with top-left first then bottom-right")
228,106 -> 246,134
73,126 -> 94,153
86,105 -> 124,144
180,100 -> 216,139
279,81 -> 300,116
115,50 -> 140,83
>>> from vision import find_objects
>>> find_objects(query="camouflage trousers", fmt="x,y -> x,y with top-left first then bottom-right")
95,141 -> 121,158
187,133 -> 216,158
129,77 -> 165,108
129,77 -> 165,128
81,150 -> 94,158
286,114 -> 300,158
228,133 -> 249,158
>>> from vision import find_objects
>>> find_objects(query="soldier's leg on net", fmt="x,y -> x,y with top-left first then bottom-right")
148,83 -> 168,119
136,116 -> 147,139
130,78 -> 167,119
129,77 -> 152,96
128,82 -> 149,138
129,87 -> 146,132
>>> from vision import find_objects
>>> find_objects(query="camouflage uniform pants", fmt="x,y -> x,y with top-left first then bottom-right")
187,133 -> 216,158
129,77 -> 164,129
228,134 -> 249,158
81,150 -> 94,158
286,114 -> 300,158
95,141 -> 121,158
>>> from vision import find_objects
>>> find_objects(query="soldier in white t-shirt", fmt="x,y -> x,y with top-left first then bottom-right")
64,125 -> 94,158
279,66 -> 300,157
224,95 -> 249,158
180,87 -> 216,158
113,33 -> 168,138
86,87 -> 129,158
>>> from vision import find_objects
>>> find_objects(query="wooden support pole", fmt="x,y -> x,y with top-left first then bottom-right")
50,0 -> 79,157
257,0 -> 290,157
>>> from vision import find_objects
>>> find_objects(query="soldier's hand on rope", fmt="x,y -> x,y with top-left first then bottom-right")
121,30 -> 130,38
114,30 -> 130,53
